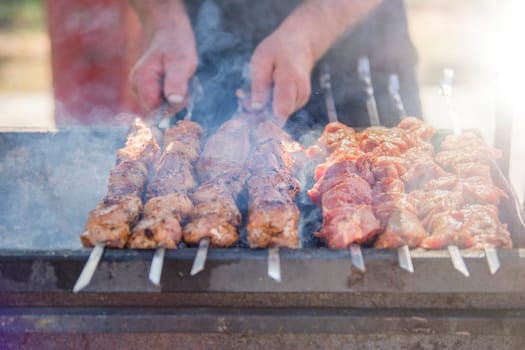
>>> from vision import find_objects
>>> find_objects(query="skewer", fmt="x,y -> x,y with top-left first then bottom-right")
268,247 -> 282,282
357,57 -> 380,126
448,245 -> 470,277
349,244 -> 366,272
397,245 -> 414,273
320,63 -> 367,272
440,68 -> 500,275
191,237 -> 210,276
73,242 -> 105,293
320,63 -> 338,123
484,247 -> 500,274
386,73 -> 415,273
388,74 -> 407,119
149,244 -> 165,286
150,77 -> 208,283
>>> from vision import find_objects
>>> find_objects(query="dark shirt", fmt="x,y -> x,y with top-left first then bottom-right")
184,0 -> 421,138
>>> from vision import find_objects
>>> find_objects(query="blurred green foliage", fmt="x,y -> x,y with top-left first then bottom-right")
0,0 -> 44,31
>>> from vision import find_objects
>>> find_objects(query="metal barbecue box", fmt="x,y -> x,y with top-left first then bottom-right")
2,126 -> 525,346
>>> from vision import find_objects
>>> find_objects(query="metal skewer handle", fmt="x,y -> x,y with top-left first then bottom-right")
349,244 -> 366,272
149,244 -> 166,286
388,74 -> 407,119
440,68 -> 501,275
448,245 -> 470,277
398,245 -> 414,273
440,68 -> 461,136
268,247 -> 282,282
73,242 -> 105,293
320,63 -> 338,123
358,57 -> 380,126
191,237 -> 210,276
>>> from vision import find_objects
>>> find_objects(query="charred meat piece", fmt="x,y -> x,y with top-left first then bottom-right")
183,193 -> 241,247
82,194 -> 143,248
81,119 -> 159,248
183,117 -> 252,247
128,193 -> 193,249
129,120 -> 204,249
196,118 -> 251,182
246,121 -> 303,249
116,119 -> 160,168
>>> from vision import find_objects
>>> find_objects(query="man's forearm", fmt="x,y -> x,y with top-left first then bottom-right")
281,0 -> 382,61
130,0 -> 191,38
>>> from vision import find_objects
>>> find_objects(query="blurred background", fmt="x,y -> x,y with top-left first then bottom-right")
0,0 -> 523,200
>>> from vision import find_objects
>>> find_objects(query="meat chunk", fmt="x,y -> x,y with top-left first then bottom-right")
316,205 -> 381,248
374,208 -> 427,248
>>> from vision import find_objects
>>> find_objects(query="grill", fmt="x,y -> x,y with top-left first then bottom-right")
2,71 -> 525,349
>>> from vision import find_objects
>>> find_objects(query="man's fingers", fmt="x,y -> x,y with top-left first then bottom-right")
250,51 -> 273,110
129,56 -> 163,111
163,58 -> 196,108
272,74 -> 297,126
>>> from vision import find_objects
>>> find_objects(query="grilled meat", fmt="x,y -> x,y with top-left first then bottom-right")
81,119 -> 159,248
410,132 -> 512,249
128,120 -> 204,249
183,117 -> 252,247
246,120 -> 303,249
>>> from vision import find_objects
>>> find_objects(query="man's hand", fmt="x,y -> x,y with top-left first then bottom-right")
250,28 -> 315,125
129,0 -> 197,115
250,0 -> 381,125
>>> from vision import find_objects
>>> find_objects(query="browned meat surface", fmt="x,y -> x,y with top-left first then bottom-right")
420,210 -> 463,249
247,201 -> 300,248
82,194 -> 144,248
81,119 -> 159,248
196,118 -> 251,182
128,193 -> 193,249
105,160 -> 148,201
163,119 -> 204,152
183,193 -> 241,246
183,117 -> 251,247
130,120 -> 204,249
146,158 -> 196,199
246,120 -> 303,249
183,219 -> 239,247
374,208 -> 426,248
116,118 -> 160,168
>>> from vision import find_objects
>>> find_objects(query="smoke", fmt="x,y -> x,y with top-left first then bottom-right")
0,129 -> 124,249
